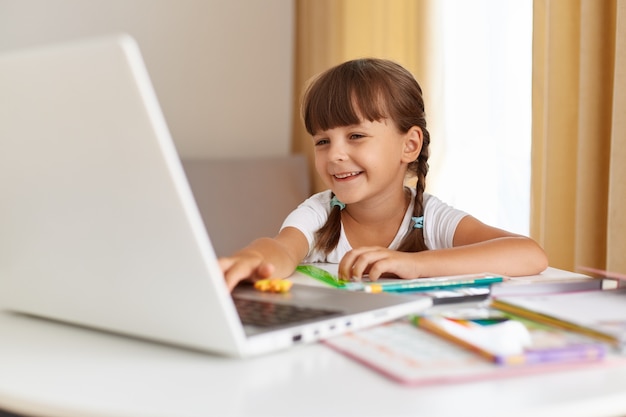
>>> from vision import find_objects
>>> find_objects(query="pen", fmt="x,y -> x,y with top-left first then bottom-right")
362,276 -> 503,293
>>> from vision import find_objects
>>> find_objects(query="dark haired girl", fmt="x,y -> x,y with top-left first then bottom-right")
220,58 -> 547,290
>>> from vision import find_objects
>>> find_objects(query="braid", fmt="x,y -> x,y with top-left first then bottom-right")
314,194 -> 342,254
398,127 -> 430,253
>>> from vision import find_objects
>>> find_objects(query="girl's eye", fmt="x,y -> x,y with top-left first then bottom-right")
349,133 -> 365,140
314,138 -> 329,146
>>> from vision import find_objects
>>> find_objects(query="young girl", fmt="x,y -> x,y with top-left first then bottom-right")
220,58 -> 548,291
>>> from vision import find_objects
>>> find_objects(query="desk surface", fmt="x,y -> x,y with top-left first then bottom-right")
1,270 -> 626,417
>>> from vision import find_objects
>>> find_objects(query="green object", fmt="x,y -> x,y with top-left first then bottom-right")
296,265 -> 349,288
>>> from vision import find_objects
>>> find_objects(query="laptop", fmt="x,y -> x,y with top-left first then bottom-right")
0,34 -> 431,357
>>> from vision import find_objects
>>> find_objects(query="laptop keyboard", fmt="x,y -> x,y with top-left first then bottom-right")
233,298 -> 340,327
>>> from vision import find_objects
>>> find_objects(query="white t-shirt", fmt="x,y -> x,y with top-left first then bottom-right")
280,189 -> 468,263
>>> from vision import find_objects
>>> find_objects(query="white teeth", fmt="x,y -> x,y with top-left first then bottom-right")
334,171 -> 360,179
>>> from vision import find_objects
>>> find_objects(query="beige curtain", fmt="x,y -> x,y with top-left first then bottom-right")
532,0 -> 626,273
294,0 -> 626,274
292,0 -> 437,193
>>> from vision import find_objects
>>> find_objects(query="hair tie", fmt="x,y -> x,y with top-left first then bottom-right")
330,196 -> 346,210
411,216 -> 424,229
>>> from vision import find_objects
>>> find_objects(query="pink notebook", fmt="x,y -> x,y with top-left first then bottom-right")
324,319 -> 624,386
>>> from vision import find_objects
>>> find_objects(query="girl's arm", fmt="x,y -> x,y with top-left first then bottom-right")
437,215 -> 548,276
339,216 -> 549,281
219,227 -> 310,291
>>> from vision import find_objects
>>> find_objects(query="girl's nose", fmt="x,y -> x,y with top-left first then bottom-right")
328,141 -> 348,161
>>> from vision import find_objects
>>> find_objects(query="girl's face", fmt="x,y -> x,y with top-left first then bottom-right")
312,117 -> 422,207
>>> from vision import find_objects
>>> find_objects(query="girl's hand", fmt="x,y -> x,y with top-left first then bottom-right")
219,252 -> 276,292
339,216 -> 549,281
218,230 -> 310,292
338,246 -> 421,281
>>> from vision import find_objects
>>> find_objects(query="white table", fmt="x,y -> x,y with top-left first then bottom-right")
1,269 -> 626,417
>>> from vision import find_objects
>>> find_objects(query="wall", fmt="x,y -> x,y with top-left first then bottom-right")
0,0 -> 294,158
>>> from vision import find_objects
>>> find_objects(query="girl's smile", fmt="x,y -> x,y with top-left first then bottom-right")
333,171 -> 363,180
312,118 -> 420,207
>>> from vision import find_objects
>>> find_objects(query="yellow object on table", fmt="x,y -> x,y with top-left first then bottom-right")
254,279 -> 293,293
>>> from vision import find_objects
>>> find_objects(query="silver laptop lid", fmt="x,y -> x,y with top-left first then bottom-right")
0,35 -> 433,358
0,34 -> 248,355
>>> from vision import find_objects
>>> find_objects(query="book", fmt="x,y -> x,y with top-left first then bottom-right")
490,277 -> 603,297
323,318 -> 620,386
491,288 -> 626,352
414,308 -> 607,366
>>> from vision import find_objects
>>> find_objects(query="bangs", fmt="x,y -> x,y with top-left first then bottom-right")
302,62 -> 391,135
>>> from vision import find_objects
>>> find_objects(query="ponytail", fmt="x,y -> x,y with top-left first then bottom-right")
313,194 -> 342,253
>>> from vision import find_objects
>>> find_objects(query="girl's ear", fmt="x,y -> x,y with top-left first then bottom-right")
401,126 -> 423,163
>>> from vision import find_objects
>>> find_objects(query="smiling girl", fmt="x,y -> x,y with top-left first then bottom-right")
219,58 -> 548,291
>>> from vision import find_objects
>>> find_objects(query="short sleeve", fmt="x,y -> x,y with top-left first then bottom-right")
423,194 -> 468,249
280,190 -> 332,249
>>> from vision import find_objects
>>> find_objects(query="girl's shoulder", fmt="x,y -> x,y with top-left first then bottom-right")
406,189 -> 443,208
421,192 -> 468,249
280,190 -> 333,248
423,192 -> 441,207
423,192 -> 466,215
298,189 -> 333,212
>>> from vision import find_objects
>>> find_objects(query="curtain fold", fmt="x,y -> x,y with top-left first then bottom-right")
532,0 -> 626,273
607,0 -> 626,273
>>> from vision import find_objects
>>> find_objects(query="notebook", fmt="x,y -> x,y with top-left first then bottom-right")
324,318 -> 622,386
0,34 -> 431,357
414,309 -> 607,366
491,288 -> 626,353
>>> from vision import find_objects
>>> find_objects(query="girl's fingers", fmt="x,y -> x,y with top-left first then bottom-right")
341,249 -> 419,281
340,247 -> 389,281
218,257 -> 236,273
220,256 -> 273,291
256,262 -> 276,280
